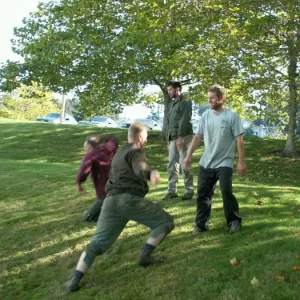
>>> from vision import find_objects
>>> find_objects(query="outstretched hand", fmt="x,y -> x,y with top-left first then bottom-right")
150,170 -> 161,185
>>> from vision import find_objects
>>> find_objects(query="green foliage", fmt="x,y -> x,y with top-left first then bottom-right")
0,82 -> 59,120
73,86 -> 125,119
0,119 -> 299,299
1,0 -> 299,154
0,60 -> 30,92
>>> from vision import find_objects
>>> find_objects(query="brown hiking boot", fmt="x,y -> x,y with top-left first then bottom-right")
138,252 -> 164,267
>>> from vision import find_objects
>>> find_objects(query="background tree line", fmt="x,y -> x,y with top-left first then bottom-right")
0,0 -> 299,156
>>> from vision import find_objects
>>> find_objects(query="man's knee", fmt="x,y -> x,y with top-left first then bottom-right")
164,216 -> 175,234
220,185 -> 233,196
84,241 -> 104,267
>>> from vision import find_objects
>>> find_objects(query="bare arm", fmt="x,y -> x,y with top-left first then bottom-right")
183,135 -> 202,170
236,135 -> 247,176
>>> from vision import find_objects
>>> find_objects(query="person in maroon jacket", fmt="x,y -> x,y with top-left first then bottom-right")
77,135 -> 119,222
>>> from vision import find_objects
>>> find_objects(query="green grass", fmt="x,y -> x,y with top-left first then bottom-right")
0,118 -> 299,300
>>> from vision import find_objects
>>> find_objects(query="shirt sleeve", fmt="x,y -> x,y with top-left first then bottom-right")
98,149 -> 113,166
196,115 -> 204,137
76,154 -> 92,184
178,100 -> 192,136
231,112 -> 245,137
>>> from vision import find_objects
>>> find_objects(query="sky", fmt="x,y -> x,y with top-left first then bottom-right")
0,0 -> 156,119
0,0 -> 42,64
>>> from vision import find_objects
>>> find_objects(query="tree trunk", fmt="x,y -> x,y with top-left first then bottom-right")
153,78 -> 171,138
60,93 -> 66,124
283,38 -> 298,157
163,90 -> 171,118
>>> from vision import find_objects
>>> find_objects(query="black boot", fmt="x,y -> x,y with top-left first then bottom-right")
138,250 -> 164,267
63,276 -> 81,293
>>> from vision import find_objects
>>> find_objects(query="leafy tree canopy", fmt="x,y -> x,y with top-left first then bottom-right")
0,82 -> 59,120
0,0 -> 299,155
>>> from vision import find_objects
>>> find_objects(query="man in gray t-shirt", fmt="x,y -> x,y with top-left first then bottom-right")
184,84 -> 247,235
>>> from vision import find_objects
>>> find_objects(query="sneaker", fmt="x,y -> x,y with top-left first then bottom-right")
191,226 -> 207,236
63,276 -> 81,293
228,220 -> 241,234
162,192 -> 178,200
181,191 -> 194,201
138,253 -> 164,267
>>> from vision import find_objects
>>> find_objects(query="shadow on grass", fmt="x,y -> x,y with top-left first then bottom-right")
1,191 -> 299,299
1,121 -> 300,299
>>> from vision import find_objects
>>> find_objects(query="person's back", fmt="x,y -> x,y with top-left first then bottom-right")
77,135 -> 118,222
105,143 -> 150,197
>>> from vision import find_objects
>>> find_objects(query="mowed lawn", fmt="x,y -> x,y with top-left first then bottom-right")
0,118 -> 299,300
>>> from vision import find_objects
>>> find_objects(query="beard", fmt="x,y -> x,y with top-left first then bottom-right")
169,92 -> 176,99
209,102 -> 222,110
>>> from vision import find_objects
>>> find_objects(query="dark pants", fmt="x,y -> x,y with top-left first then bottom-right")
196,166 -> 242,230
83,198 -> 104,222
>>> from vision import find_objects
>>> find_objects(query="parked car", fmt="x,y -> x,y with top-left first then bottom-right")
118,120 -> 131,129
134,119 -> 162,131
90,116 -> 118,127
35,113 -> 78,125
78,120 -> 92,126
191,119 -> 200,133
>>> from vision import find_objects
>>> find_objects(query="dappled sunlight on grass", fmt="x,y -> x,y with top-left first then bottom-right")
0,121 -> 299,299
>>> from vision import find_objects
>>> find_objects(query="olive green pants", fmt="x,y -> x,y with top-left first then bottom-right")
83,193 -> 174,267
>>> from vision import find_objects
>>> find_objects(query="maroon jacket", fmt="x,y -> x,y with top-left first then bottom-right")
76,136 -> 118,200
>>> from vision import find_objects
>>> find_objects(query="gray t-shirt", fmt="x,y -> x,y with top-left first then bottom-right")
196,108 -> 244,169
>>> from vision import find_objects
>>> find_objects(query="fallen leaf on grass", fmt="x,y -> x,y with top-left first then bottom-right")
244,242 -> 249,245
250,232 -> 259,238
276,276 -> 286,282
212,240 -> 221,244
255,200 -> 264,206
292,266 -> 300,271
230,257 -> 238,266
249,191 -> 259,196
250,277 -> 259,285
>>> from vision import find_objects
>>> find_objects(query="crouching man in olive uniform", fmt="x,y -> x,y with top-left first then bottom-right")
64,122 -> 175,293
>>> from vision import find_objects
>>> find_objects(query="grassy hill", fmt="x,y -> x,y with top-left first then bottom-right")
0,119 -> 299,299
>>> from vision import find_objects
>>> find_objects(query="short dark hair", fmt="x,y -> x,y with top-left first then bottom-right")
209,84 -> 226,99
167,81 -> 182,91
